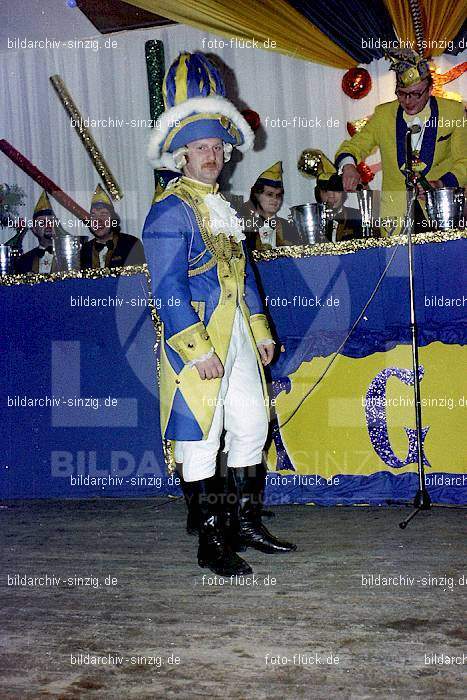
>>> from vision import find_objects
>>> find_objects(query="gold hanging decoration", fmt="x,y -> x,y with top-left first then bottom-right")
49,75 -> 123,200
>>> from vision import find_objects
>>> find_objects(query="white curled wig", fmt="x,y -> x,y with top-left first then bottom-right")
165,141 -> 236,172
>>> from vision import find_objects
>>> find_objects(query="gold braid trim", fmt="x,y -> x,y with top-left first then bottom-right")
163,439 -> 177,475
189,248 -> 208,265
178,189 -> 243,263
188,257 -> 217,277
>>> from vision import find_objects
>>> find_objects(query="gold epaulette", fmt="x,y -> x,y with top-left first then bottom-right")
152,177 -> 182,205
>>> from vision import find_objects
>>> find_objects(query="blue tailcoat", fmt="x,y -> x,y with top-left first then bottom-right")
143,176 -> 272,440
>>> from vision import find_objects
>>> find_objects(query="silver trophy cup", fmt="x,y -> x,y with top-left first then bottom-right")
290,203 -> 329,244
357,189 -> 374,237
426,187 -> 465,231
53,234 -> 82,271
0,244 -> 13,275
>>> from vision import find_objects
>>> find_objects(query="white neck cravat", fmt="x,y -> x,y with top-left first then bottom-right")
98,247 -> 107,268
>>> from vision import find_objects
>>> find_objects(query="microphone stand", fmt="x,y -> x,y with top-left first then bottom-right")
399,127 -> 431,529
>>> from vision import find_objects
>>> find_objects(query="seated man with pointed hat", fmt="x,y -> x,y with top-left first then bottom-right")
239,161 -> 301,250
143,51 -> 296,577
335,49 -> 466,234
315,173 -> 364,242
14,191 -> 60,274
81,184 -> 145,269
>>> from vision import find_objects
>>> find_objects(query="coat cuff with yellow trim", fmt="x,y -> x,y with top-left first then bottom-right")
166,321 -> 212,364
249,313 -> 274,344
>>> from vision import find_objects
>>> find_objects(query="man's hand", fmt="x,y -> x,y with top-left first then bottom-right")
416,179 -> 443,199
195,353 -> 224,380
258,343 -> 274,366
342,164 -> 362,192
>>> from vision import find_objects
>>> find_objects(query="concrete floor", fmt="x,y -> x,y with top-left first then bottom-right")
0,499 -> 466,699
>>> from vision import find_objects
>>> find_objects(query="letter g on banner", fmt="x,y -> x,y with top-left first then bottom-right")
364,367 -> 431,468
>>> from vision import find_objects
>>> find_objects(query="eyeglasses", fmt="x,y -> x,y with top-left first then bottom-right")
395,85 -> 429,100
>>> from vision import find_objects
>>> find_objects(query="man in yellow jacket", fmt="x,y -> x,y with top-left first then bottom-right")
335,49 -> 466,234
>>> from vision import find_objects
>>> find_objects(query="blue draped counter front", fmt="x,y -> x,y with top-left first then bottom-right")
0,230 -> 465,504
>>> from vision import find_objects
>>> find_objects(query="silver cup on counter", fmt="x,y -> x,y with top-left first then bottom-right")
356,188 -> 374,237
290,203 -> 329,244
53,234 -> 82,272
426,187 -> 465,231
0,244 -> 13,276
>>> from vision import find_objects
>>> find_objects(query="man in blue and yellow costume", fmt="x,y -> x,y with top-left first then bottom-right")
335,48 -> 466,234
143,52 -> 296,576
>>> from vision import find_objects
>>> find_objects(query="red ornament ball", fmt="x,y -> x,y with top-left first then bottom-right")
342,68 -> 372,99
241,109 -> 261,131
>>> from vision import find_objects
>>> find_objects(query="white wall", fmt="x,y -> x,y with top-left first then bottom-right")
1,9 -> 465,249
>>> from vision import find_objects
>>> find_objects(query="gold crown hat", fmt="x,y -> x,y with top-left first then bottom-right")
256,161 -> 283,187
147,52 -> 254,170
33,190 -> 54,219
386,48 -> 431,87
91,184 -> 114,210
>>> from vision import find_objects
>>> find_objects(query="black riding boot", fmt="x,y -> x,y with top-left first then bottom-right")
229,466 -> 297,554
224,463 -> 273,549
197,474 -> 252,575
177,470 -> 200,535
254,461 -> 275,519
224,468 -> 247,553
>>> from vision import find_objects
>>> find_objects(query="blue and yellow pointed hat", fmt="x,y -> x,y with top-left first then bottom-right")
256,162 -> 283,188
91,184 -> 114,210
148,52 -> 254,169
33,190 -> 54,220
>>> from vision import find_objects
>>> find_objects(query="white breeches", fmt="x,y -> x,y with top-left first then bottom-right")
175,307 -> 269,482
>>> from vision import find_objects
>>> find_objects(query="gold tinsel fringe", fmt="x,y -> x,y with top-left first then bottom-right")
252,228 -> 466,261
0,263 -> 148,286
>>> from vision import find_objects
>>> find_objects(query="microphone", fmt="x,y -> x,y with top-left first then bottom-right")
408,124 -> 422,134
405,128 -> 414,185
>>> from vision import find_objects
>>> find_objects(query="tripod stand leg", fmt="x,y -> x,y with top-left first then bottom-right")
399,507 -> 420,529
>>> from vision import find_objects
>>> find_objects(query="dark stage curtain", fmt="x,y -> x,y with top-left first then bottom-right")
287,0 -> 399,63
